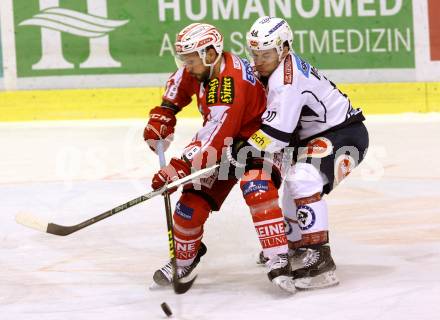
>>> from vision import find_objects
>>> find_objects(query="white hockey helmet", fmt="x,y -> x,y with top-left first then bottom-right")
175,23 -> 223,67
246,16 -> 294,61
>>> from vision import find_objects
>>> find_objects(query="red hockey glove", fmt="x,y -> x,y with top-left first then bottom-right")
151,157 -> 191,191
143,106 -> 177,152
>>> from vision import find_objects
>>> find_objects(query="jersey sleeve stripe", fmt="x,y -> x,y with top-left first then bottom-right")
261,124 -> 292,143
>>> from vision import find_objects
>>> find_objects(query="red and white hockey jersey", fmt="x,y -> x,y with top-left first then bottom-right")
162,52 -> 267,167
248,53 -> 365,153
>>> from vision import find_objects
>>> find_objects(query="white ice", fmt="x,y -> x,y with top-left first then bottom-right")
1,115 -> 440,320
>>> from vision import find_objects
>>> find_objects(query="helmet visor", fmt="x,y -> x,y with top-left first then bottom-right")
174,52 -> 204,69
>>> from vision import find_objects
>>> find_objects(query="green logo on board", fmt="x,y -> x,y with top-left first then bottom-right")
19,5 -> 129,70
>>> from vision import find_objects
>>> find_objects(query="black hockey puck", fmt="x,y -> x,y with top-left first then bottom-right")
161,302 -> 172,317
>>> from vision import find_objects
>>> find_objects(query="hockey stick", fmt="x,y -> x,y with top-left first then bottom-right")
156,141 -> 196,294
15,164 -> 219,236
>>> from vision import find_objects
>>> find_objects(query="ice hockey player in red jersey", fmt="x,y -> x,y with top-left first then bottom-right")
230,17 -> 369,290
143,23 -> 296,293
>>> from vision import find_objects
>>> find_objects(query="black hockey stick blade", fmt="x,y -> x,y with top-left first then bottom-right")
15,189 -> 162,236
174,275 -> 197,294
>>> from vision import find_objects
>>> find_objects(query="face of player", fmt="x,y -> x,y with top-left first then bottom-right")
250,48 -> 281,78
178,52 -> 210,82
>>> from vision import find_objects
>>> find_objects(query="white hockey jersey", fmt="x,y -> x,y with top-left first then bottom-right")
248,53 -> 364,153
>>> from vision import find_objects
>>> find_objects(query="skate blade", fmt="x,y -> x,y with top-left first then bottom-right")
148,281 -> 170,291
294,270 -> 339,290
272,275 -> 297,294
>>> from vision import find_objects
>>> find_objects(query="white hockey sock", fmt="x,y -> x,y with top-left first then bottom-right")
296,198 -> 329,246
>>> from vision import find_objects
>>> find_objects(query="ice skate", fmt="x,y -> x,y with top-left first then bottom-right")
292,244 -> 339,290
266,253 -> 297,294
150,242 -> 207,288
289,248 -> 310,271
258,248 -> 309,271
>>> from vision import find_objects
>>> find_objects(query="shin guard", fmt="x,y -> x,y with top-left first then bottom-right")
173,193 -> 211,266
241,170 -> 288,259
295,193 -> 329,246
281,186 -> 303,249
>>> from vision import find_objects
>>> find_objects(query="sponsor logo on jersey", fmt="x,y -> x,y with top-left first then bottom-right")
294,54 -> 310,78
334,154 -> 356,185
297,205 -> 316,231
284,54 -> 293,85
206,78 -> 219,104
242,180 -> 269,196
298,137 -> 333,160
220,76 -> 234,104
175,201 -> 194,220
250,130 -> 272,150
240,58 -> 256,85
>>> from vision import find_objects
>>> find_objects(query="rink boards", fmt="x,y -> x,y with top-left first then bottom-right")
1,81 -> 439,121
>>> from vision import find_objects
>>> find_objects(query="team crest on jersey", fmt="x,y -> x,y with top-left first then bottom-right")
175,201 -> 194,220
284,54 -> 293,85
294,54 -> 310,78
242,180 -> 269,196
206,78 -> 219,104
334,154 -> 356,185
220,77 -> 234,104
298,137 -> 333,160
297,205 -> 316,231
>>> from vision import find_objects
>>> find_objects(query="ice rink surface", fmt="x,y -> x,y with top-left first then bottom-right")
1,115 -> 440,320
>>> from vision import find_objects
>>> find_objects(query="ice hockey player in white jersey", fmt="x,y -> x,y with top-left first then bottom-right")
230,16 -> 369,290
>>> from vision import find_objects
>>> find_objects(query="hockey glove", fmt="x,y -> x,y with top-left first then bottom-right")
151,157 -> 191,191
143,106 -> 177,152
226,139 -> 262,168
